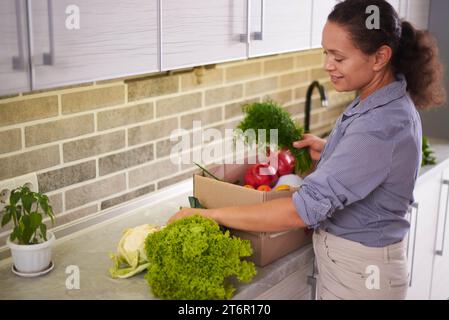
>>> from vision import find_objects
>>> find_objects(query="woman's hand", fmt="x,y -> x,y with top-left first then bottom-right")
167,207 -> 212,224
293,134 -> 327,162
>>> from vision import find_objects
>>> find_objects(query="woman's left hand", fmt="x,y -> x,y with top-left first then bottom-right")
167,207 -> 211,224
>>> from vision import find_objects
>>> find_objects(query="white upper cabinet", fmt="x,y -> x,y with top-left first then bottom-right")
386,0 -> 404,17
0,0 -> 319,96
310,0 -> 337,49
161,0 -> 247,71
248,0 -> 312,58
29,0 -> 159,90
389,0 -> 430,29
397,0 -> 409,19
0,0 -> 31,96
406,0 -> 430,30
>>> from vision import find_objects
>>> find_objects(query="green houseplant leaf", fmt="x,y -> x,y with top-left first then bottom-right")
422,136 -> 437,167
21,191 -> 33,214
0,186 -> 55,245
1,211 -> 11,228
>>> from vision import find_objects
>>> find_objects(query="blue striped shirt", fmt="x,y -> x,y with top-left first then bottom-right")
292,74 -> 422,247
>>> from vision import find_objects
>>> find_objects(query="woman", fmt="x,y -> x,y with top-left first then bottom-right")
169,0 -> 446,299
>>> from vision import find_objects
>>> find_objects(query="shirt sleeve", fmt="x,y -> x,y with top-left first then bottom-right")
292,124 -> 396,228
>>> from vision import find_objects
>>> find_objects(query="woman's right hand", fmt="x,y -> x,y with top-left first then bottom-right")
293,134 -> 327,162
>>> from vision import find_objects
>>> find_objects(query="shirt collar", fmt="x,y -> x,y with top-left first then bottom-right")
343,73 -> 407,117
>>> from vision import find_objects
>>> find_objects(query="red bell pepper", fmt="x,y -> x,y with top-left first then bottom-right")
277,149 -> 297,176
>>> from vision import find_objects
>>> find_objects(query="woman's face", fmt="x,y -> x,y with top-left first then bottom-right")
321,21 -> 375,92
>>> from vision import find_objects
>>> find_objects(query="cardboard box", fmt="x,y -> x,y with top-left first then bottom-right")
193,163 -> 312,267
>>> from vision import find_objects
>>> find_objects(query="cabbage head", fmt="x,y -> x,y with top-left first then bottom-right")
109,224 -> 161,279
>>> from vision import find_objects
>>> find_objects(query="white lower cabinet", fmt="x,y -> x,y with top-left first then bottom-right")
406,161 -> 449,300
405,171 -> 441,299
430,167 -> 449,299
255,261 -> 313,300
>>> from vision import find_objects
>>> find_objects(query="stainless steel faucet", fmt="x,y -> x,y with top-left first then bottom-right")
305,81 -> 328,133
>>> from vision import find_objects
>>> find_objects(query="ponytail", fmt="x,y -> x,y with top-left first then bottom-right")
392,21 -> 446,109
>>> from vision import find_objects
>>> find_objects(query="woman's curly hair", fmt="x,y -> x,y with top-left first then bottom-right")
328,0 -> 446,110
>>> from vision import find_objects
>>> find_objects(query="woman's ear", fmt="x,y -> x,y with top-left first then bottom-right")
373,45 -> 393,71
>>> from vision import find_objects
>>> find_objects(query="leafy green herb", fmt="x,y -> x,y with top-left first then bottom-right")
144,215 -> 256,300
1,186 -> 54,245
235,100 -> 312,174
422,136 -> 437,167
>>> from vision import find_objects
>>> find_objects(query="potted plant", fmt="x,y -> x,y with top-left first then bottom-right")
422,136 -> 437,167
1,185 -> 55,275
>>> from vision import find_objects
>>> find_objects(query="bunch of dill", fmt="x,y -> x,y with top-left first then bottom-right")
235,100 -> 313,174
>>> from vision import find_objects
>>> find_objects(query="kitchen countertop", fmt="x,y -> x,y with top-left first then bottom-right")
0,186 -> 314,300
418,138 -> 449,179
0,137 -> 448,300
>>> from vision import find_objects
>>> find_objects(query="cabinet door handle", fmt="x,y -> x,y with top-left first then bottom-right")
12,0 -> 26,70
157,0 -> 162,70
251,0 -> 264,41
240,0 -> 251,43
240,0 -> 264,43
307,256 -> 318,300
42,0 -> 54,65
406,202 -> 419,287
436,180 -> 449,256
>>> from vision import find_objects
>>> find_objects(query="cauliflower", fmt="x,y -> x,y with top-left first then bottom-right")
109,224 -> 161,279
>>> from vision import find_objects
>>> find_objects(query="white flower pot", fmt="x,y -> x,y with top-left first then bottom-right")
7,232 -> 55,274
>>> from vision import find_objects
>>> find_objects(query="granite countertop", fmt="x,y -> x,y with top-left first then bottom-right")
1,137 -> 447,300
0,188 -> 313,300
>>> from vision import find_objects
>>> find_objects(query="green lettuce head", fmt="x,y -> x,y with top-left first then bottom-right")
144,215 -> 257,299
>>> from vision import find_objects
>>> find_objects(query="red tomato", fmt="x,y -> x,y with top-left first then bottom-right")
244,163 -> 279,189
257,185 -> 272,192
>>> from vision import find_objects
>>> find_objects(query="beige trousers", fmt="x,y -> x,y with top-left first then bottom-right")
313,228 -> 409,300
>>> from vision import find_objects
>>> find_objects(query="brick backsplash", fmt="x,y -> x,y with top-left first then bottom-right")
0,48 -> 355,233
